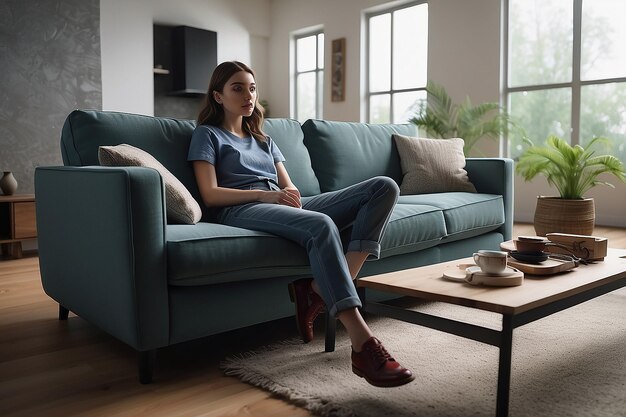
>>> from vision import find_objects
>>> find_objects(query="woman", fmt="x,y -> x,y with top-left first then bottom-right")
188,61 -> 414,388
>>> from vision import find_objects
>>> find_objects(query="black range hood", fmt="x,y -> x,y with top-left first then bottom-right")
154,25 -> 217,97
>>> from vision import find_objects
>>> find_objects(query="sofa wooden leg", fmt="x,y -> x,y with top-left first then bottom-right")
59,305 -> 69,320
138,350 -> 156,384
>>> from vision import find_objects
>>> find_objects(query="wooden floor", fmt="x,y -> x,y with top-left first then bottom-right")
1,224 -> 625,417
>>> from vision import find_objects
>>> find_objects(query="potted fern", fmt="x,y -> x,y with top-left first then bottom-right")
409,81 -> 516,155
516,135 -> 626,236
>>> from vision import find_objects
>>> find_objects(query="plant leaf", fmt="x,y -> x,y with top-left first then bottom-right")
516,134 -> 626,198
408,80 -> 519,154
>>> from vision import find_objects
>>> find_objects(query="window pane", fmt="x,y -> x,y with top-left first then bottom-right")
581,0 -> 626,80
369,14 -> 391,92
369,94 -> 390,124
393,90 -> 426,124
297,72 -> 316,121
508,88 -> 572,159
297,35 -> 317,72
509,0 -> 573,87
580,82 -> 626,163
393,4 -> 428,90
318,33 -> 325,69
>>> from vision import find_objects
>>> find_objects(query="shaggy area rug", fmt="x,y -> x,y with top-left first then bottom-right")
222,288 -> 626,417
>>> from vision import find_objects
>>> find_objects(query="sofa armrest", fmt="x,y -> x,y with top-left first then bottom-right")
35,166 -> 169,351
465,158 -> 514,241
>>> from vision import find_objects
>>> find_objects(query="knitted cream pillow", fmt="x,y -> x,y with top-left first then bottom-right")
98,144 -> 202,224
392,134 -> 477,195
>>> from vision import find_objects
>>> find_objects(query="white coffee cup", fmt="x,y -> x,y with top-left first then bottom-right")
473,250 -> 508,274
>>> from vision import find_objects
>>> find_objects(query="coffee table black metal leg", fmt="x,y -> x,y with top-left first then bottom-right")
496,314 -> 514,417
324,313 -> 336,352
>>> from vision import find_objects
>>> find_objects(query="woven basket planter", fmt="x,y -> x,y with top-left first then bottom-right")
534,196 -> 595,237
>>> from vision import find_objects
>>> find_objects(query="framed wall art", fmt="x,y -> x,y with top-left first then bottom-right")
331,38 -> 346,102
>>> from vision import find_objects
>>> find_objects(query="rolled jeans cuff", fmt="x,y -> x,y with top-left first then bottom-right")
329,295 -> 362,318
347,240 -> 381,260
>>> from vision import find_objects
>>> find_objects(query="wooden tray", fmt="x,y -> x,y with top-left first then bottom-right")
500,236 -> 607,261
500,240 -> 579,274
506,258 -> 577,275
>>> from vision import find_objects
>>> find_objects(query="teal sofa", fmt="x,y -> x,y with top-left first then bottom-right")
35,110 -> 513,383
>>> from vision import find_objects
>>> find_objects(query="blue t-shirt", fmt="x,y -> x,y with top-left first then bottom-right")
188,124 -> 285,189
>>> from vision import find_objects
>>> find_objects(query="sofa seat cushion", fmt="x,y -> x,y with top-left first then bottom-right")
167,203 -> 450,284
167,223 -> 310,286
380,204 -> 447,258
397,193 -> 505,242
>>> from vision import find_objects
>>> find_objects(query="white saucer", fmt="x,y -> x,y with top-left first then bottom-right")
466,266 -> 518,277
465,266 -> 523,287
442,265 -> 524,286
442,269 -> 470,282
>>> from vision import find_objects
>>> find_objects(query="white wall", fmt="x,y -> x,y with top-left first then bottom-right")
101,0 -> 152,114
100,0 -> 271,115
428,0 -> 501,158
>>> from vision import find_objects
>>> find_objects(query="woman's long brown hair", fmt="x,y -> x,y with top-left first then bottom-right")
197,61 -> 267,142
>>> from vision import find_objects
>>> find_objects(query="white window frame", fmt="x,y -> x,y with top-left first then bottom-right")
502,0 -> 626,156
293,29 -> 324,121
364,0 -> 428,124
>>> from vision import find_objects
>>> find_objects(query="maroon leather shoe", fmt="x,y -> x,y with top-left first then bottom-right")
288,278 -> 326,343
351,337 -> 415,387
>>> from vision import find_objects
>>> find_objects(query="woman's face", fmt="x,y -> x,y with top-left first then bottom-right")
214,70 -> 256,118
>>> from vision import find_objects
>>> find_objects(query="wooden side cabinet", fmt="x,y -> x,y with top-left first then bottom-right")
0,194 -> 37,259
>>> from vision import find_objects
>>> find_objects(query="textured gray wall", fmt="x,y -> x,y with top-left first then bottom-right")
0,0 -> 101,194
154,93 -> 203,120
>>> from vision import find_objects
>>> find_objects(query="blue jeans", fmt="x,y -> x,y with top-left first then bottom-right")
215,176 -> 400,317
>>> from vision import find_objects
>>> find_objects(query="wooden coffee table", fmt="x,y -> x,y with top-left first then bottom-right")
325,248 -> 626,417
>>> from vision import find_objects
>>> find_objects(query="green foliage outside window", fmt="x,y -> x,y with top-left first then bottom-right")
507,0 -> 626,163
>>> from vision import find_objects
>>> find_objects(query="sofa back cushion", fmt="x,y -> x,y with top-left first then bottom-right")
61,110 -> 201,199
61,111 -> 323,200
263,118 -> 321,196
301,119 -> 417,192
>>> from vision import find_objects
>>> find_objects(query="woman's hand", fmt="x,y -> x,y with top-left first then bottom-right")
284,187 -> 302,208
258,187 -> 302,208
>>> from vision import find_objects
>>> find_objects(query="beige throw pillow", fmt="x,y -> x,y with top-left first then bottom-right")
393,134 -> 477,195
98,144 -> 202,224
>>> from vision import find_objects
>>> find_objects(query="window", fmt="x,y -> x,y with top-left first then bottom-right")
505,0 -> 626,162
365,1 -> 428,123
293,31 -> 324,122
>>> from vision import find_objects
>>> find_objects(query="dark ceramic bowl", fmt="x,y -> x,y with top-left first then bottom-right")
509,250 -> 549,263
